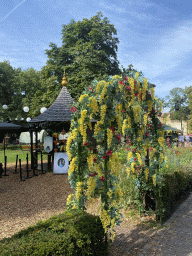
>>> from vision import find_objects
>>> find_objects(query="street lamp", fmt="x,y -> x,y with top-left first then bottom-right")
40,107 -> 47,114
2,105 -> 8,110
23,106 -> 29,113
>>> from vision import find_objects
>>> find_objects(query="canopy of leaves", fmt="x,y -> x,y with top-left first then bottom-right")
28,11 -> 123,118
0,61 -> 42,123
160,87 -> 190,122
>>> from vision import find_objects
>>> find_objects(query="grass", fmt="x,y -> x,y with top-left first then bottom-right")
0,145 -> 47,165
113,142 -> 192,224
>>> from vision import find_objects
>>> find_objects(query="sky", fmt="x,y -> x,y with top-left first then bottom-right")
1,0 -> 192,113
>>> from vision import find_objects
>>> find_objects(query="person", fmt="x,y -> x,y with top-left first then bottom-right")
190,135 -> 192,146
181,134 -> 184,147
185,134 -> 190,147
178,134 -> 182,147
176,138 -> 179,147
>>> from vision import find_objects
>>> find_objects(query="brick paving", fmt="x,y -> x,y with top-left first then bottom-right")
137,190 -> 192,255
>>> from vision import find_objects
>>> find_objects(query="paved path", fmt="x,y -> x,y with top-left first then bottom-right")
138,189 -> 192,255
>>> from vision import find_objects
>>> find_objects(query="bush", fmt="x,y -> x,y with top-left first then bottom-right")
0,209 -> 110,256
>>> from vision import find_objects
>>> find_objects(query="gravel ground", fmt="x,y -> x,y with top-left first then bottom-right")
0,163 -> 168,255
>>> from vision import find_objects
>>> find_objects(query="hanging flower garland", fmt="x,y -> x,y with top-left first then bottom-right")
65,71 -> 165,244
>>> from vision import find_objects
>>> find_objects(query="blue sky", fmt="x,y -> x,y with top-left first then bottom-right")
1,0 -> 191,113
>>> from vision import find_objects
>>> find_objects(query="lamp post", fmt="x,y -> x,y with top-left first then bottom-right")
23,106 -> 47,175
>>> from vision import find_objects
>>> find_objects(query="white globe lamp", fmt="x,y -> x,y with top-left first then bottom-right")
40,107 -> 47,114
23,106 -> 29,112
2,105 -> 7,109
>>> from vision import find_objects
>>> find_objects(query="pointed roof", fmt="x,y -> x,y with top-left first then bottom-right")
30,68 -> 97,123
30,69 -> 75,123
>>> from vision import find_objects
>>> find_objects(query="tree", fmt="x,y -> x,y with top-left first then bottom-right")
28,11 -> 123,118
160,87 -> 190,131
184,86 -> 192,132
0,62 -> 42,123
0,60 -> 15,121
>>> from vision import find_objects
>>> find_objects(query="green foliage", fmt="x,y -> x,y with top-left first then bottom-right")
0,61 -> 15,121
28,11 -> 123,116
0,61 -> 42,124
0,209 -> 110,256
161,87 -> 190,123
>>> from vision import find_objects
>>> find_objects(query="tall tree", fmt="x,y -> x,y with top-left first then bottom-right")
160,87 -> 190,131
0,61 -> 16,121
28,11 -> 123,118
184,86 -> 192,132
0,62 -> 42,123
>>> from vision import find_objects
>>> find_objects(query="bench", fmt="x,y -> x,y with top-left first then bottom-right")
21,145 -> 36,151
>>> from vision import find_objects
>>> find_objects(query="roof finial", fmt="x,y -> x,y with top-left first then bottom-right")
61,67 -> 68,86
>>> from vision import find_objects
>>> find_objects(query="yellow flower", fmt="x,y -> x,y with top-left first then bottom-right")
99,207 -> 111,234
131,162 -> 136,173
153,174 -> 156,186
148,101 -> 153,112
107,128 -> 113,148
145,168 -> 149,181
87,154 -> 94,172
76,181 -> 84,201
86,176 -> 97,203
96,80 -> 105,94
132,104 -> 140,122
119,83 -> 123,91
144,113 -> 148,126
112,75 -> 122,80
94,120 -> 103,136
135,72 -> 140,78
66,194 -> 74,206
88,96 -> 98,114
94,163 -> 103,178
158,137 -> 165,148
159,153 -> 164,164
79,94 -> 88,103
122,119 -> 128,136
99,85 -> 108,103
107,188 -> 113,199
88,121 -> 92,130
127,151 -> 133,161
68,157 -> 77,177
127,167 -> 131,177
100,105 -> 107,122
109,154 -> 121,177
143,146 -> 147,156
128,77 -> 134,90
136,153 -> 143,166
151,88 -> 155,99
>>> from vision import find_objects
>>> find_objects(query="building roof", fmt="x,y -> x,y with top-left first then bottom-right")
30,69 -> 98,123
162,124 -> 181,132
0,122 -> 22,130
0,122 -> 29,134
30,85 -> 76,123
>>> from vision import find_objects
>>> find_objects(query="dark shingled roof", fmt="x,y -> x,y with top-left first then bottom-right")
30,86 -> 75,123
29,85 -> 98,123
